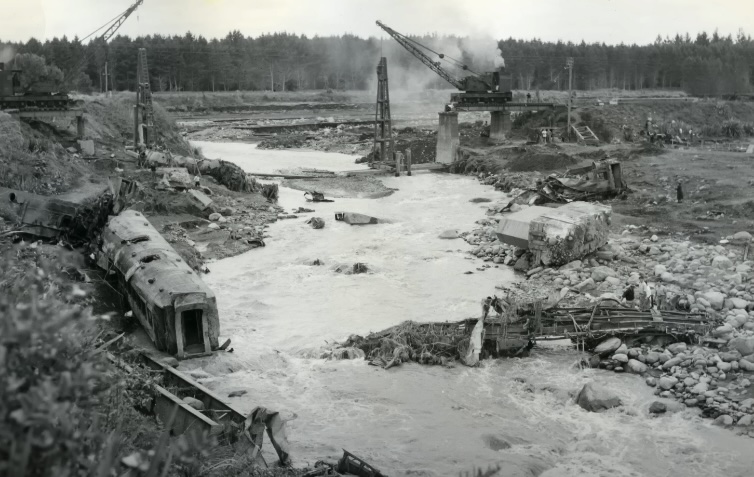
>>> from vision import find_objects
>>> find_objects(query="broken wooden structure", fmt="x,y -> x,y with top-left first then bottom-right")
103,352 -> 290,467
349,300 -> 714,366
98,209 -> 220,359
571,124 -> 600,145
496,201 -> 612,266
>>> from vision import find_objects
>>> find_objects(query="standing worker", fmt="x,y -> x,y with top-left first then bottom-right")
676,181 -> 684,203
541,128 -> 548,144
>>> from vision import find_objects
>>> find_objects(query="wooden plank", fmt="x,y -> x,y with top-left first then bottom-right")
153,385 -> 224,436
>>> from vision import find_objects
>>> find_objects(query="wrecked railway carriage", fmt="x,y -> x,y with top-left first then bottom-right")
496,201 -> 612,267
99,210 -> 220,358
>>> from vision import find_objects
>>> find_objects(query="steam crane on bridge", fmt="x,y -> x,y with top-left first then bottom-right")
375,20 -> 513,109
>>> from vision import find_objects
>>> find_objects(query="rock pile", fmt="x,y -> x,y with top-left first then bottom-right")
592,336 -> 754,432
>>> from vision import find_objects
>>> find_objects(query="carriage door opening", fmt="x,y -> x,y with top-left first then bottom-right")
182,309 -> 205,353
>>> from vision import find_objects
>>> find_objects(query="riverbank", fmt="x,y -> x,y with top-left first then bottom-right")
456,172 -> 754,431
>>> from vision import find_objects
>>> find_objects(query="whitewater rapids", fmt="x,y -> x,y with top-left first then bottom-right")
182,141 -> 753,477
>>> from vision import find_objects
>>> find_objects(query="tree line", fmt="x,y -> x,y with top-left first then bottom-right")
1,29 -> 753,96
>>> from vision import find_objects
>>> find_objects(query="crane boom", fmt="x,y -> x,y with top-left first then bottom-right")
65,0 -> 145,88
376,21 -> 463,90
102,0 -> 145,42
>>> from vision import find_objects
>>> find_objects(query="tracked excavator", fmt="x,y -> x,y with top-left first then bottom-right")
375,20 -> 513,108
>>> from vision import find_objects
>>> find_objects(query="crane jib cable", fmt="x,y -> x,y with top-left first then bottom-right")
80,6 -> 134,43
380,23 -> 483,77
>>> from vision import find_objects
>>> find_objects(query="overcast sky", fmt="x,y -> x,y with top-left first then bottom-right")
1,0 -> 752,45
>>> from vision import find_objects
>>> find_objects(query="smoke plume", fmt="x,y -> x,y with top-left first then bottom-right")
0,45 -> 16,64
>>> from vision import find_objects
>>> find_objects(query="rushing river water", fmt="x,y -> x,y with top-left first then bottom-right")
184,141 -> 753,477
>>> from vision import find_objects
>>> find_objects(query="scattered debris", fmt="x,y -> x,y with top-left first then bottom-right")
335,212 -> 381,225
307,217 -> 325,229
244,406 -> 292,467
336,450 -> 387,477
305,190 -> 334,202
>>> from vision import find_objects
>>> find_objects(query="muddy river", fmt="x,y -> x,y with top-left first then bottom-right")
184,141 -> 753,477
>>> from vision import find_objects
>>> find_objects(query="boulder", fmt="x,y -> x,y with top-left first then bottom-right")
612,353 -> 629,364
690,382 -> 708,394
513,254 -> 532,272
649,401 -> 667,414
711,256 -> 733,270
739,359 -> 754,372
646,377 -> 657,387
594,337 -> 622,357
661,356 -> 683,370
645,352 -> 661,364
591,266 -> 617,282
221,206 -> 235,216
627,359 -> 648,374
737,415 -> 754,426
728,337 -> 754,356
207,223 -> 220,230
575,382 -> 622,412
719,350 -> 742,362
209,212 -> 222,221
732,231 -> 753,243
658,376 -> 679,390
729,297 -> 750,309
560,260 -> 582,270
439,229 -> 460,239
575,277 -> 596,291
703,291 -> 726,311
667,342 -> 688,354
713,415 -> 734,427
183,397 -> 205,410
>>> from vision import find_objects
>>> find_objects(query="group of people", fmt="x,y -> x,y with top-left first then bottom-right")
539,128 -> 555,144
621,274 -> 679,316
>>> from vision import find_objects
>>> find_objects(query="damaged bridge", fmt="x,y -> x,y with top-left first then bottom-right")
347,300 -> 715,368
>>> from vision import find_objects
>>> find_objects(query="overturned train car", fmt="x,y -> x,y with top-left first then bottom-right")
99,210 -> 220,359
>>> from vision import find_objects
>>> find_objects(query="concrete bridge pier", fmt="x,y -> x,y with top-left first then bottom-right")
436,111 -> 459,164
489,110 -> 511,141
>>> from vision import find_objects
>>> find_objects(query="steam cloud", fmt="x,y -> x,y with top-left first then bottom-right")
0,45 -> 15,64
371,32 -> 505,95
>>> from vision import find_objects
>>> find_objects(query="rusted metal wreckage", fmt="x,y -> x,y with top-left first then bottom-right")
537,159 -> 626,203
98,209 -> 221,359
0,186 -> 112,243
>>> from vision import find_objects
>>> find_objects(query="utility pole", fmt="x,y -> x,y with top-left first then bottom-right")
103,61 -> 110,96
566,57 -> 574,142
